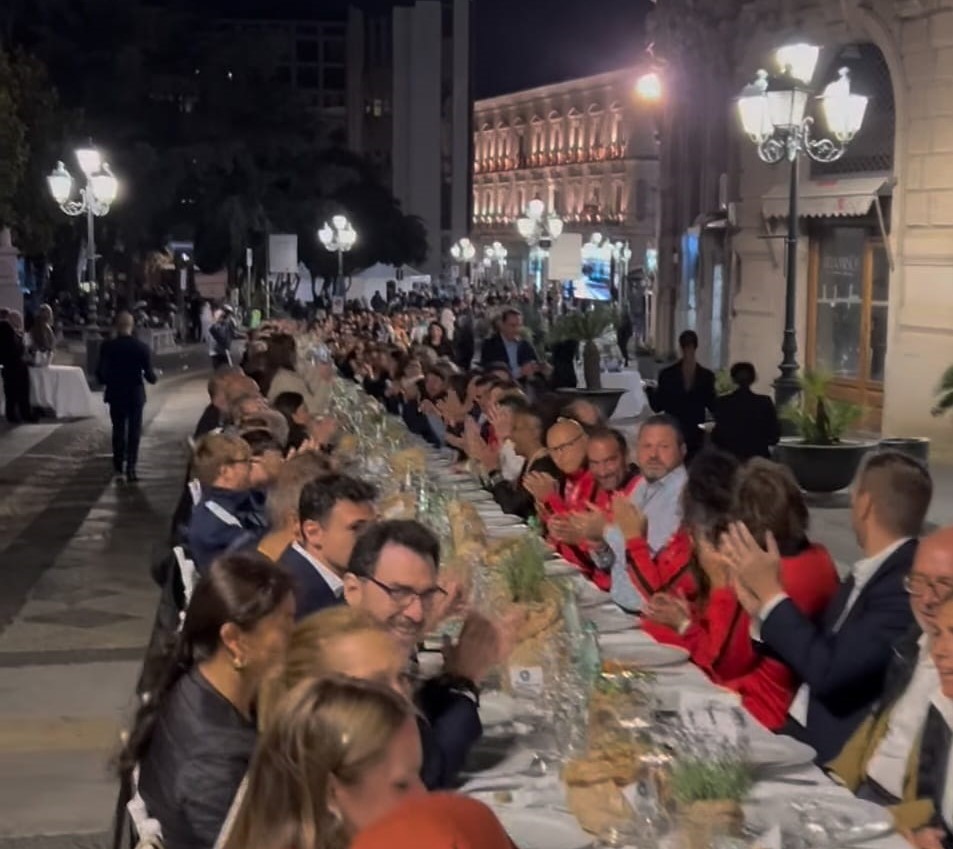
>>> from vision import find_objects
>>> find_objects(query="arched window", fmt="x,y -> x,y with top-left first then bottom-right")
810,42 -> 895,177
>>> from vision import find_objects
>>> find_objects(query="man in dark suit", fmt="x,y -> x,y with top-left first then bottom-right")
479,308 -> 546,383
278,474 -> 377,621
646,329 -> 715,462
828,526 -> 953,806
723,450 -> 933,763
96,312 -> 157,482
711,362 -> 780,462
0,309 -> 34,424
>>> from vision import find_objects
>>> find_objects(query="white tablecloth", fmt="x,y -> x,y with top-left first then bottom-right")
572,367 -> 647,420
29,365 -> 98,419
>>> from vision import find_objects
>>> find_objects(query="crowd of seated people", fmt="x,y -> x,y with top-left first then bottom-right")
115,306 -> 953,849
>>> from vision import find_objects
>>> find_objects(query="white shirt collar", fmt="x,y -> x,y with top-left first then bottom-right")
292,542 -> 343,596
850,537 -> 911,591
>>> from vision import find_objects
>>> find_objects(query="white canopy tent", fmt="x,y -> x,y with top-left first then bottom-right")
348,264 -> 432,302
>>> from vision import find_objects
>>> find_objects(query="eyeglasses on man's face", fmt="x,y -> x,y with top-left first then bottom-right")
549,434 -> 584,455
903,574 -> 953,601
361,574 -> 447,609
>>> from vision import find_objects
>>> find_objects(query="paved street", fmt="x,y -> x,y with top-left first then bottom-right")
0,373 -> 951,847
0,374 -> 206,848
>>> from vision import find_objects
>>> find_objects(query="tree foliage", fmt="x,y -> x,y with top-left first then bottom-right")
4,0 -> 428,296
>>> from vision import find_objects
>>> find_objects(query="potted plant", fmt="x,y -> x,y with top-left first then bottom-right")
548,305 -> 627,419
487,536 -> 564,687
775,370 -> 874,493
672,757 -> 752,849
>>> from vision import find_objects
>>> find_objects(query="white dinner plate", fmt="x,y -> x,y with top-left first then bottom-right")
545,558 -> 578,578
585,605 -> 642,633
478,691 -> 519,728
746,735 -> 817,770
744,792 -> 893,846
487,525 -> 531,540
573,579 -> 611,608
461,741 -> 536,779
483,516 -> 525,527
599,635 -> 689,667
494,809 -> 593,849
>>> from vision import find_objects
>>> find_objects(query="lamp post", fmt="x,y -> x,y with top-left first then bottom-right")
516,199 -> 563,303
47,147 -> 119,332
737,44 -> 868,408
450,237 -> 476,286
318,214 -> 357,298
482,241 -> 508,286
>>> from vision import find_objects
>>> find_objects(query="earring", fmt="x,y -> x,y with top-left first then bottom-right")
232,656 -> 246,671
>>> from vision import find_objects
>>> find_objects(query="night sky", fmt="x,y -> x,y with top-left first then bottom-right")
472,0 -> 654,99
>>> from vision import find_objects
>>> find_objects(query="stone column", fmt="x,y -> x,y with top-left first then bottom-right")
0,228 -> 22,313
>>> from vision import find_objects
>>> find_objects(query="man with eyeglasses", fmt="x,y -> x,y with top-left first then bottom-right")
722,450 -> 932,763
342,519 -> 510,789
829,526 -> 953,808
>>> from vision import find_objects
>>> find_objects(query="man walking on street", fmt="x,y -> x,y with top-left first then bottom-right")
97,311 -> 157,483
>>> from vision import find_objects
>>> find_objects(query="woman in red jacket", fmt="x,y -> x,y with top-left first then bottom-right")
645,456 -> 839,730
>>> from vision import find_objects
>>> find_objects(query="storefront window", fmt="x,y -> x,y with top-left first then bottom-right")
814,228 -> 865,379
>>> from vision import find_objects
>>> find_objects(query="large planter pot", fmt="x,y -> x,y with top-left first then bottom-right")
879,437 -> 930,466
556,387 -> 627,420
774,438 -> 875,493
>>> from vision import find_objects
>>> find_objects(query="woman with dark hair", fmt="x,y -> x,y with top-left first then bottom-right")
424,321 -> 453,358
122,553 -> 295,849
644,457 -> 839,730
264,333 -> 332,416
272,391 -> 311,453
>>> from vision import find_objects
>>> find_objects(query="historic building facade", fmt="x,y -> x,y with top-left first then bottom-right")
647,0 -> 953,450
472,69 -> 659,307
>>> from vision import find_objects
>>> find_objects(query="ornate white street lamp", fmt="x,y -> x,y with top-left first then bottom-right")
516,199 -> 563,296
48,147 -> 119,330
737,43 -> 868,407
450,237 -> 476,284
318,214 -> 357,297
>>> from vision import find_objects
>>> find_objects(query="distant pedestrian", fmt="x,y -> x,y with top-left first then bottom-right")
209,305 -> 239,368
96,311 -> 157,483
0,310 -> 34,424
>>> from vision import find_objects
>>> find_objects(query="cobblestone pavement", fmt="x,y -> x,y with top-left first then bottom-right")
0,374 -> 206,848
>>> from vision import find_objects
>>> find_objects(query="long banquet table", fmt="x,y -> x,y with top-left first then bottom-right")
333,377 -> 910,849
419,448 -> 908,849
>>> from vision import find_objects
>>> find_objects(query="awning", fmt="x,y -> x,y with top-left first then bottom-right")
761,175 -> 894,219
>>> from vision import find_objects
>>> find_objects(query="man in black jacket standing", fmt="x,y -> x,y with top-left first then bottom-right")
646,329 -> 715,462
97,311 -> 157,483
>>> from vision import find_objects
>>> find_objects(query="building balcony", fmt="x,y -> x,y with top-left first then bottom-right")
473,141 -> 627,175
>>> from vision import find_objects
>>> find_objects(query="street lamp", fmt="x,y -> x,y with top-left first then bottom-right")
634,71 -> 663,103
48,147 -> 119,331
737,44 -> 868,408
482,241 -> 508,281
450,237 -> 476,285
318,214 -> 357,297
516,199 -> 563,299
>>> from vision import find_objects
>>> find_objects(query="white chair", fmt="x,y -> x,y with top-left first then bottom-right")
128,765 -> 164,849
173,546 -> 199,619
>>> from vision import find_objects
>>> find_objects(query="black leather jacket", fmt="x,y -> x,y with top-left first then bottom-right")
138,669 -> 255,849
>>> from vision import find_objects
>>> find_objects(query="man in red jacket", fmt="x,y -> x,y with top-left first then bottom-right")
548,427 -> 640,588
591,414 -> 695,610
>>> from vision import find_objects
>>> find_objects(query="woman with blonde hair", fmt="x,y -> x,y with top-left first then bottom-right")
258,606 -> 410,727
221,676 -> 424,849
